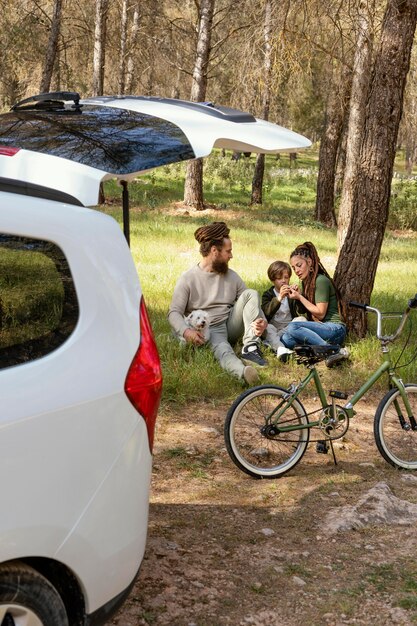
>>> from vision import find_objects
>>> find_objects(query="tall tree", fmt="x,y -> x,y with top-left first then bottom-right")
337,0 -> 375,249
92,0 -> 109,96
334,0 -> 417,336
183,0 -> 215,210
125,2 -> 141,94
118,0 -> 129,95
39,0 -> 64,93
251,0 -> 273,206
314,66 -> 351,227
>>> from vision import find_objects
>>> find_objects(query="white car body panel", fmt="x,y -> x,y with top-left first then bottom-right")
83,97 -> 312,158
0,150 -> 105,207
0,192 -> 151,612
0,93 -> 311,620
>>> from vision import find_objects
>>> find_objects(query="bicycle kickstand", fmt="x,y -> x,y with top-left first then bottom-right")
329,439 -> 338,466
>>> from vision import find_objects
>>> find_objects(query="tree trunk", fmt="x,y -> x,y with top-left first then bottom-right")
39,0 -> 63,93
251,154 -> 265,204
334,0 -> 417,337
337,0 -> 375,251
315,69 -> 351,227
125,2 -> 140,94
251,0 -> 272,206
118,0 -> 129,95
184,0 -> 215,209
92,0 -> 109,96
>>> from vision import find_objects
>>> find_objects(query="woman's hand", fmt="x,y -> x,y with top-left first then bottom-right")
287,284 -> 300,300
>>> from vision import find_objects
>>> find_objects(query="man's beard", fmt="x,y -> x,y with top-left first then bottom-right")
212,259 -> 229,274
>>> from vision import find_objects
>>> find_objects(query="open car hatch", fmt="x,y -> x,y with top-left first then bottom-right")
0,92 -> 311,242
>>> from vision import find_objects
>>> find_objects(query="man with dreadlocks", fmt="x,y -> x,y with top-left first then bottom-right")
168,221 -> 267,385
280,241 -> 349,367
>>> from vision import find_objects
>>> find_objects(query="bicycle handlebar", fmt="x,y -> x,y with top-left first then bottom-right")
349,301 -> 368,310
348,294 -> 417,343
409,294 -> 417,309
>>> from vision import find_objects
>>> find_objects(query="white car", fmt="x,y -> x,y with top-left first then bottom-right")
0,92 -> 310,625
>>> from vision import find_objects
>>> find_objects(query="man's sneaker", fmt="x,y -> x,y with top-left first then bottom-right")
277,346 -> 294,363
241,343 -> 267,367
325,347 -> 349,368
243,365 -> 259,385
316,440 -> 329,454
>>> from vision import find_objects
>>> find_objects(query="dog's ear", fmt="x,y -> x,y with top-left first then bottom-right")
185,312 -> 193,322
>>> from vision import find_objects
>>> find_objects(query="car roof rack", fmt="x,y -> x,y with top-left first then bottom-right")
11,91 -> 83,113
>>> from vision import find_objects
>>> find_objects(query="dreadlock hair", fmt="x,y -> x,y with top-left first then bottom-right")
194,222 -> 230,257
290,242 -> 345,322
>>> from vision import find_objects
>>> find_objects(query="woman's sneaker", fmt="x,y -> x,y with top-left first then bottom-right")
241,343 -> 267,367
325,347 -> 349,368
277,346 -> 294,363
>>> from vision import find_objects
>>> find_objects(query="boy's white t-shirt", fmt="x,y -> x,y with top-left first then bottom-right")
271,288 -> 292,331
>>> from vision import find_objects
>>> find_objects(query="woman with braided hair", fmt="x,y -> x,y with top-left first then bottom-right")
280,241 -> 348,367
168,221 -> 268,385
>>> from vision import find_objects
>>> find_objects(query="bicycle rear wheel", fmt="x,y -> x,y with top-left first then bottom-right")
224,385 -> 310,479
374,384 -> 417,470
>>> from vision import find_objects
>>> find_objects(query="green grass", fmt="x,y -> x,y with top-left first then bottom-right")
1,149 -> 417,407
98,150 -> 417,407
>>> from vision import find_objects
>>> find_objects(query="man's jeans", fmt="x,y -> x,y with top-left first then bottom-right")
209,289 -> 264,379
280,320 -> 346,350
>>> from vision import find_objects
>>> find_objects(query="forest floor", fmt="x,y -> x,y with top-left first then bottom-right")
109,396 -> 417,626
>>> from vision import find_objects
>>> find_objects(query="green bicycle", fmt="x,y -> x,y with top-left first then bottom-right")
225,295 -> 417,479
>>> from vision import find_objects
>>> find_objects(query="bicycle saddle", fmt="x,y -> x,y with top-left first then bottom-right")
294,344 -> 340,364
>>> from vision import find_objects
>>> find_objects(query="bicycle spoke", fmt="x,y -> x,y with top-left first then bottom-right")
375,385 -> 417,469
225,386 -> 309,479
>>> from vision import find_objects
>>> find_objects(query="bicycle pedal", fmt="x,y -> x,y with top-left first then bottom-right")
329,390 -> 348,400
316,440 -> 329,454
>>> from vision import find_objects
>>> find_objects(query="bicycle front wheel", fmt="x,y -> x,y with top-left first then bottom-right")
225,385 -> 310,479
374,384 -> 417,470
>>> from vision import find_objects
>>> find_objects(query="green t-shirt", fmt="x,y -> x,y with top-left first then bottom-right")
312,274 -> 342,324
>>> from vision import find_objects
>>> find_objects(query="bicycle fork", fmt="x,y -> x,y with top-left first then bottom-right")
392,377 -> 417,431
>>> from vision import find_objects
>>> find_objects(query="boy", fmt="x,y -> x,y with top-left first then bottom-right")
261,260 -> 300,361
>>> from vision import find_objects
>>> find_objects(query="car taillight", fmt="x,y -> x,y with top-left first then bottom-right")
0,146 -> 20,156
124,297 -> 162,452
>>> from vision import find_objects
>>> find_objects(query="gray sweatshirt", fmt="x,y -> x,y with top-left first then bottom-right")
168,264 -> 247,337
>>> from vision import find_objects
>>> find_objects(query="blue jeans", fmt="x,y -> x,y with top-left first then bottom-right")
281,321 -> 346,349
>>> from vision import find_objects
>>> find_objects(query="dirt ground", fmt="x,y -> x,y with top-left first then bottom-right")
109,397 -> 417,626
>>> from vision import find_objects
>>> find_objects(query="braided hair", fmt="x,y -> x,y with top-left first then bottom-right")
194,222 -> 230,256
290,242 -> 344,322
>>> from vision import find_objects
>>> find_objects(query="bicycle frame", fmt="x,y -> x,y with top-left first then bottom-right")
270,350 -> 414,434
267,297 -> 417,435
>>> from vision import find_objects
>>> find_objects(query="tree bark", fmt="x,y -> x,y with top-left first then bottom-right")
118,0 -> 129,95
125,2 -> 140,94
337,0 -> 375,250
39,0 -> 63,93
334,0 -> 417,337
184,0 -> 215,210
251,0 -> 273,206
92,0 -> 109,96
315,68 -> 351,227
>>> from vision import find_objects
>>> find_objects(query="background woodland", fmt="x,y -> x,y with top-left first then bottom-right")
1,0 -> 417,335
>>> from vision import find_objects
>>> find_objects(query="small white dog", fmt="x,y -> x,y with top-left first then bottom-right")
180,309 -> 210,344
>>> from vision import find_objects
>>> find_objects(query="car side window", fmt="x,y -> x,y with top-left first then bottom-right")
0,235 -> 79,369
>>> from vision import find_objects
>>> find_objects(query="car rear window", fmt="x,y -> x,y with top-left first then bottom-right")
0,235 -> 78,369
0,105 -> 195,174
